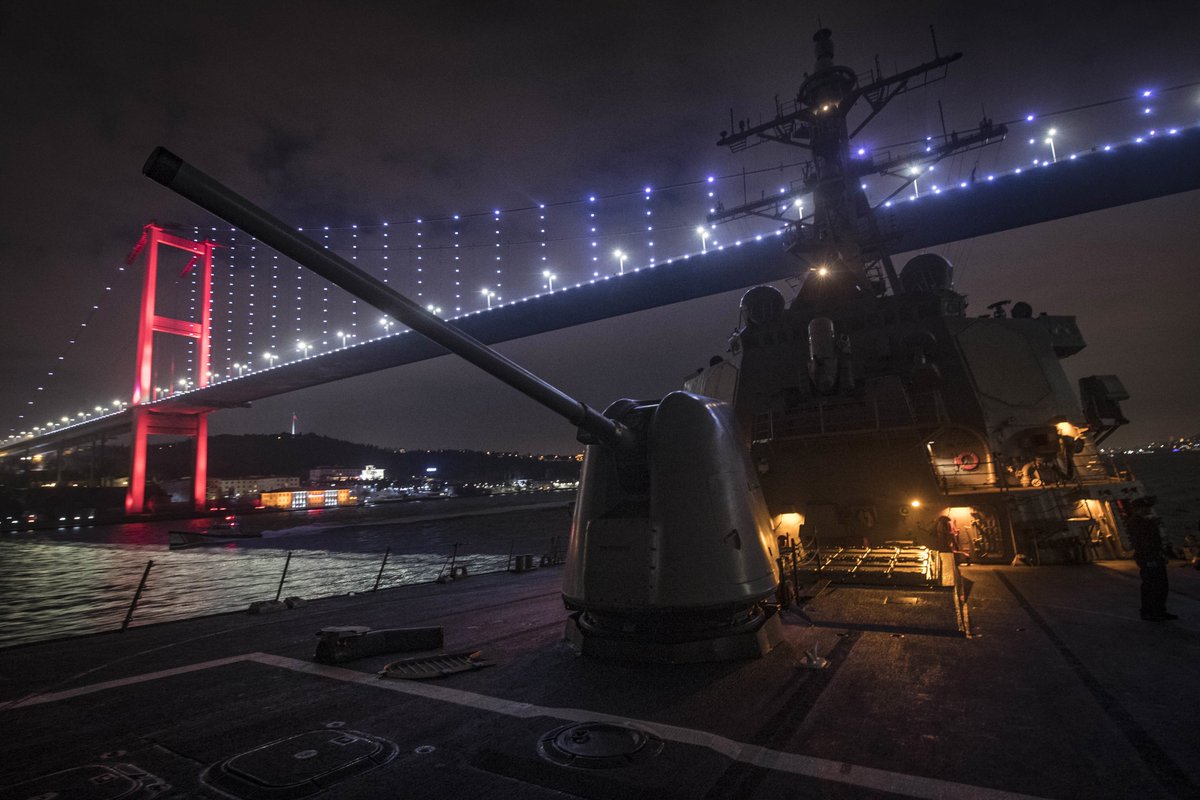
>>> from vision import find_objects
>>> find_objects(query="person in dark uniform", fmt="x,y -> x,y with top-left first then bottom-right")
1127,496 -> 1177,621
934,515 -> 965,561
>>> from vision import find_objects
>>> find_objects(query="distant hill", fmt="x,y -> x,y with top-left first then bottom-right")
146,432 -> 580,484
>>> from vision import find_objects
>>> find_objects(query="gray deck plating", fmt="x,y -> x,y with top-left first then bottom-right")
2,563 -> 1198,799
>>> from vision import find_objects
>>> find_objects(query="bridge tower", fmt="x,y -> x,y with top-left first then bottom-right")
125,223 -> 217,513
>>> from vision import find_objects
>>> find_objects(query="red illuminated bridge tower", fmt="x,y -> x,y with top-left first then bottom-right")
125,223 -> 218,514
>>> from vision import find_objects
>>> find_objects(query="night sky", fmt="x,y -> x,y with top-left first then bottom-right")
2,1 -> 1198,455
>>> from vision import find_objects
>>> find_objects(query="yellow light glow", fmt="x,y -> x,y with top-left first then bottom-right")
817,266 -> 829,277
780,512 -> 803,527
946,506 -> 974,526
1055,421 -> 1079,438
910,499 -> 922,508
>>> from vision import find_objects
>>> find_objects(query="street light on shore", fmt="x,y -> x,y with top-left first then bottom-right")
482,288 -> 495,309
1045,128 -> 1057,162
297,341 -> 311,358
263,351 -> 278,367
696,227 -> 709,252
543,270 -> 556,291
614,249 -> 627,274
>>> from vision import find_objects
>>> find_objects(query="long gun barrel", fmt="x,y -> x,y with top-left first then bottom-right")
143,147 -> 632,450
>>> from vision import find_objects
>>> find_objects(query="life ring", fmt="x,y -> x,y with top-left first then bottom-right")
954,451 -> 981,471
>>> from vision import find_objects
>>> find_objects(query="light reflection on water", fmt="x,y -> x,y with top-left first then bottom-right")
0,505 -> 571,648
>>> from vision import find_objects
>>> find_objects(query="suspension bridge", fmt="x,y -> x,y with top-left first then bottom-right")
3,89 -> 1199,514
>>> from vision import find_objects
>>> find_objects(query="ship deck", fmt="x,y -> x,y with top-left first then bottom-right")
2,561 -> 1198,799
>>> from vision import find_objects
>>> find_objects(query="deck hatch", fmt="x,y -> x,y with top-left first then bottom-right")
537,722 -> 664,769
201,729 -> 398,799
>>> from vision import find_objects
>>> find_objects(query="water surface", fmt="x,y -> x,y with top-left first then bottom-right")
0,500 -> 572,648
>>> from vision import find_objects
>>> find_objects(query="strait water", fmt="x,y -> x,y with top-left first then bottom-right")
0,497 -> 573,648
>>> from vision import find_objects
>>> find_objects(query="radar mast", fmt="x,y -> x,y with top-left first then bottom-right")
714,28 -> 1006,301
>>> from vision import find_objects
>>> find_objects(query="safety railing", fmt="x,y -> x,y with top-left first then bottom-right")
752,390 -> 948,441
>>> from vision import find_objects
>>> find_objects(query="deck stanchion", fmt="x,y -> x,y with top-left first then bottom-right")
274,551 -> 292,602
373,547 -> 391,591
121,559 -> 154,632
790,539 -> 800,596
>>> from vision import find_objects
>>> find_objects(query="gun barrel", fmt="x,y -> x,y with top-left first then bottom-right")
143,147 -> 630,449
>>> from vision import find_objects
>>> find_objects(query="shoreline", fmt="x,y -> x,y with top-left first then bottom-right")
244,491 -> 575,536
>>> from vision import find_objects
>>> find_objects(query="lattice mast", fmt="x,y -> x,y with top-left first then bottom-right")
713,28 -> 1006,296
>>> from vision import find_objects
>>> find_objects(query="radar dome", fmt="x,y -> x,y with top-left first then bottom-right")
900,253 -> 954,294
740,285 -> 786,328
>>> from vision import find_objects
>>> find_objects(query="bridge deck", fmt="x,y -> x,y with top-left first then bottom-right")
6,128 -> 1199,457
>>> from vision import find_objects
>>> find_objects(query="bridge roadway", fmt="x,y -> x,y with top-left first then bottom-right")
4,127 -> 1199,458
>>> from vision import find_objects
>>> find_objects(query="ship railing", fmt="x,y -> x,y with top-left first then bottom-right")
932,450 -> 1134,496
753,390 -> 948,441
1077,451 -> 1134,483
932,461 -> 1002,494
0,533 -> 567,649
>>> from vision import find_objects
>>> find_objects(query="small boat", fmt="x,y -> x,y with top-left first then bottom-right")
168,517 -> 261,549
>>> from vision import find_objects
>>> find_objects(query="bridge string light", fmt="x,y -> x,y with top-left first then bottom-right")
91,121 -> 1200,398
211,224 -> 234,379
269,253 -> 280,363
187,239 -> 197,384
5,86 -> 1198,444
246,237 -> 258,371
494,207 -> 503,295
2,244 -> 138,437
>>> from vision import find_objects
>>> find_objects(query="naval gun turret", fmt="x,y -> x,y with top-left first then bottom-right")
143,148 -> 784,663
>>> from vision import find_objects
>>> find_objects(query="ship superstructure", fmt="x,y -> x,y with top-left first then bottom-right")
690,29 -> 1142,566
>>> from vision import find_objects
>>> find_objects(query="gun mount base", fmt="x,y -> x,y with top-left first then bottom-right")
564,606 -> 784,663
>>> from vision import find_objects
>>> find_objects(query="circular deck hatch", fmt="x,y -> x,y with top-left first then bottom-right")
537,722 -> 663,769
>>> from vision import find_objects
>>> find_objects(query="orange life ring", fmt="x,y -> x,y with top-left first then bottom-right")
954,451 -> 981,471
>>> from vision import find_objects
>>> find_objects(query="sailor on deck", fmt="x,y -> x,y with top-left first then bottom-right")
1127,496 -> 1177,621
